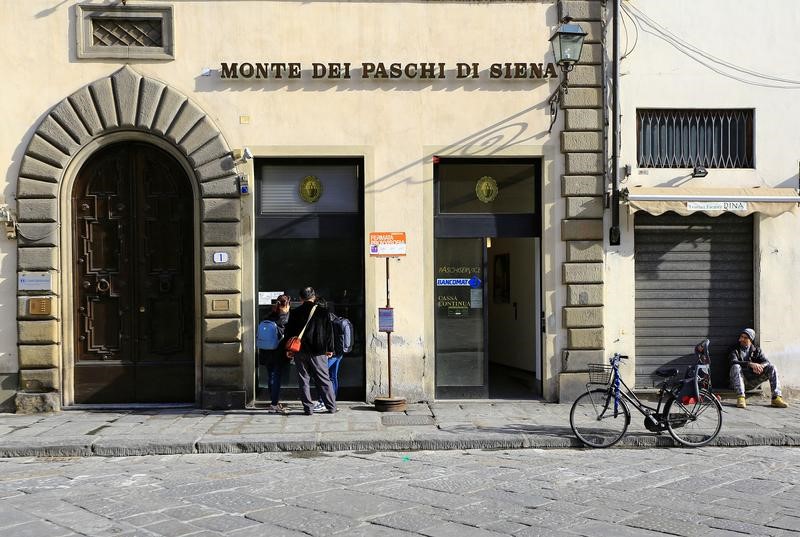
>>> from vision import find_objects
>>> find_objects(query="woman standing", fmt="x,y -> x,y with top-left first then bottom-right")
260,294 -> 291,414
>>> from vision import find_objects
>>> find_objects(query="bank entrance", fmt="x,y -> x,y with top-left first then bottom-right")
255,158 -> 365,402
434,158 -> 542,398
72,142 -> 196,404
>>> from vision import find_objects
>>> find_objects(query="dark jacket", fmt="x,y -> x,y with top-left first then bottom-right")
729,344 -> 770,368
285,301 -> 334,355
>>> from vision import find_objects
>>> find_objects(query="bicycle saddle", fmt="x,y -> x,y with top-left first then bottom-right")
655,367 -> 679,378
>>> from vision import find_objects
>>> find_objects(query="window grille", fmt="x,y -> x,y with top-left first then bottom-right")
92,18 -> 163,48
76,5 -> 173,60
637,109 -> 753,168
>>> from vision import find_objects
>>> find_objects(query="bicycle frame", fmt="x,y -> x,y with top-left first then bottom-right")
594,355 -> 673,425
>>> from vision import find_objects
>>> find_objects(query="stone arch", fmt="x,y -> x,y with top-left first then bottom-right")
15,66 -> 244,412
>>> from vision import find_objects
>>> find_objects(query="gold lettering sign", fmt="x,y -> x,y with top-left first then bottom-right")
476,176 -> 499,203
299,175 -> 323,203
438,265 -> 481,275
436,295 -> 470,308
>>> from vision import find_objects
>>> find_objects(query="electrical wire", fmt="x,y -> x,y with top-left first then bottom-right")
623,1 -> 800,89
620,2 -> 639,60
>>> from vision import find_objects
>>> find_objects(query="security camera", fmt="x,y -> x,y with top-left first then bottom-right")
231,147 -> 254,165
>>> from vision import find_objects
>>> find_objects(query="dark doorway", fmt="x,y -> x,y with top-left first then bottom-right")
255,158 -> 365,402
72,142 -> 195,404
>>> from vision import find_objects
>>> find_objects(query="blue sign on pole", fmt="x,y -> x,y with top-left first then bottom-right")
468,275 -> 482,289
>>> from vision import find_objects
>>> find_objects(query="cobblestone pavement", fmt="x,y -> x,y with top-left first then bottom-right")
0,446 -> 798,536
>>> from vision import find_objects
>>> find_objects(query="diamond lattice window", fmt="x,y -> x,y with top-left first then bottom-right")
637,109 -> 754,168
92,18 -> 163,48
76,5 -> 173,60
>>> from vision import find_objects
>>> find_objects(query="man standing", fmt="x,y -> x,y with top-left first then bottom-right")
729,328 -> 788,409
284,287 -> 337,415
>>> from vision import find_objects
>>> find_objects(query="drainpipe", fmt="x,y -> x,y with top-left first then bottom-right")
609,0 -> 621,246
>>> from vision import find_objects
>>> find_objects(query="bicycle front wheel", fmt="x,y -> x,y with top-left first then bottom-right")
665,389 -> 722,447
570,389 -> 630,448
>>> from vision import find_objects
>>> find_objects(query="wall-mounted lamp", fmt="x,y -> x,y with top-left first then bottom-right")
547,17 -> 587,133
549,17 -> 587,94
692,165 -> 709,178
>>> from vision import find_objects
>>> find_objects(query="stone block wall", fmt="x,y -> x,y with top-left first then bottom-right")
558,0 -> 605,402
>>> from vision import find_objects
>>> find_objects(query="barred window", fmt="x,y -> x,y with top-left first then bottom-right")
92,18 -> 163,48
637,109 -> 754,169
76,5 -> 174,60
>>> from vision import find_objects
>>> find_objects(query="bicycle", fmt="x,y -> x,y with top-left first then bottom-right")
569,344 -> 722,448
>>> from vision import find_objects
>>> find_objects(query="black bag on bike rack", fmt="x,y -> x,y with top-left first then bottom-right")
675,364 -> 710,404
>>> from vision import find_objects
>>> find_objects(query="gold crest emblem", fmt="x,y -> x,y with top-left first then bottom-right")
475,176 -> 499,203
299,175 -> 323,203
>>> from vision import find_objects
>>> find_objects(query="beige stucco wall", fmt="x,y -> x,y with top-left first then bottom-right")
1,1 -> 571,404
610,0 -> 800,388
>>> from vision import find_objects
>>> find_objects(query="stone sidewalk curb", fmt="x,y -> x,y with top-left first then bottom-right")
1,430 -> 799,458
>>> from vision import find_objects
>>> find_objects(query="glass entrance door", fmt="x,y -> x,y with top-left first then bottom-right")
434,238 -> 487,398
433,157 -> 541,399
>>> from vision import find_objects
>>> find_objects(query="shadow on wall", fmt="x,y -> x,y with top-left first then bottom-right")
363,103 -> 555,196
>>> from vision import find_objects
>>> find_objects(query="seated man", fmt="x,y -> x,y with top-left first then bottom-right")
729,328 -> 788,409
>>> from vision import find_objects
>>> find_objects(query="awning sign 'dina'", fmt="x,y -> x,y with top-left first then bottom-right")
624,187 -> 800,217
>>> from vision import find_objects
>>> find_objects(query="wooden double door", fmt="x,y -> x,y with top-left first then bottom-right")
73,142 -> 195,404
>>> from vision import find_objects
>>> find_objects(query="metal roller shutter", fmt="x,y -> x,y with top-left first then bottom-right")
634,212 -> 754,388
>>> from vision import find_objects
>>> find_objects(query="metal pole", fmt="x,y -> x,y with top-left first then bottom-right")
609,0 -> 621,246
386,257 -> 392,398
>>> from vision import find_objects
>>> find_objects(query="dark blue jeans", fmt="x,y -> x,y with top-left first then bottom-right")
327,355 -> 342,396
317,355 -> 342,402
261,349 -> 286,406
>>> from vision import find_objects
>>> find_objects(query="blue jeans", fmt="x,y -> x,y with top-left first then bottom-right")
327,355 -> 342,396
261,349 -> 286,406
317,355 -> 342,402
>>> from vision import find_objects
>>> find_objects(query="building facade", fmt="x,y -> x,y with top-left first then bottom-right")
592,0 -> 800,397
2,0 -> 608,412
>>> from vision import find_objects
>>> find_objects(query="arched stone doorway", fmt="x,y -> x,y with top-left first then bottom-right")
16,66 -> 245,412
72,142 -> 195,404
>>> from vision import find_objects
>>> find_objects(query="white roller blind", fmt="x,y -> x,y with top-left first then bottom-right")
259,164 -> 359,214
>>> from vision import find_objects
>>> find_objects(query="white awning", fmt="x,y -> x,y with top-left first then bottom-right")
624,187 -> 800,217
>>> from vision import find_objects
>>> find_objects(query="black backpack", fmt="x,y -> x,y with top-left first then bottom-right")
331,314 -> 354,355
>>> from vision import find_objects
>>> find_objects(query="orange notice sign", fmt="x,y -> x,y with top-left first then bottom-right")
369,232 -> 407,257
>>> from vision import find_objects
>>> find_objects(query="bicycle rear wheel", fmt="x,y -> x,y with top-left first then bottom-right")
570,389 -> 630,448
665,389 -> 722,447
